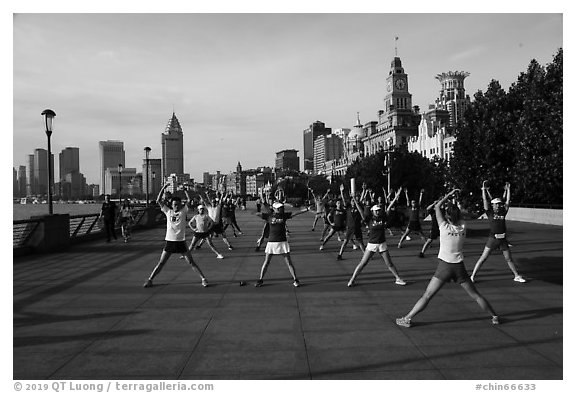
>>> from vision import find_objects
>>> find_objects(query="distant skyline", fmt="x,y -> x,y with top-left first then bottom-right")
13,12 -> 562,185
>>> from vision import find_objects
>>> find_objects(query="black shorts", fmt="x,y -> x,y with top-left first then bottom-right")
164,241 -> 188,254
192,231 -> 211,240
485,236 -> 510,251
120,217 -> 130,224
428,227 -> 440,240
211,222 -> 224,235
408,221 -> 421,231
433,260 -> 471,284
332,225 -> 345,232
346,227 -> 364,240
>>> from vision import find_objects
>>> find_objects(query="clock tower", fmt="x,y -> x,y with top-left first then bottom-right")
363,56 -> 420,156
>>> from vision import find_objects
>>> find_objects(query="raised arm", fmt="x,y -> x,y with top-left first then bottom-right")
404,188 -> 410,207
353,195 -> 366,222
183,186 -> 193,208
291,205 -> 310,217
418,189 -> 424,207
435,189 -> 460,225
504,182 -> 511,211
386,187 -> 403,214
339,184 -> 346,205
481,180 -> 490,211
156,183 -> 169,206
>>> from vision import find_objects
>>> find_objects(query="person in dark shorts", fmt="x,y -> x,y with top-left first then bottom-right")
398,188 -> 426,248
143,183 -> 208,288
470,181 -> 526,283
98,194 -> 118,242
336,184 -> 365,260
202,192 -> 234,251
319,193 -> 346,251
419,199 -> 441,258
186,204 -> 224,259
347,188 -> 407,287
254,202 -> 309,288
396,189 -> 500,328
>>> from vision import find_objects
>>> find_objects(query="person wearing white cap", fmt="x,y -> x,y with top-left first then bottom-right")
254,201 -> 310,287
185,204 -> 225,259
470,181 -> 526,283
347,187 -> 407,287
396,189 -> 500,328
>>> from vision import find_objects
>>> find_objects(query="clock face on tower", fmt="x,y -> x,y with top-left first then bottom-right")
395,78 -> 406,90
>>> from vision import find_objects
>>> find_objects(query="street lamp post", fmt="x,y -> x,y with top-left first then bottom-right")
41,109 -> 56,215
118,163 -> 123,200
144,147 -> 151,206
152,171 -> 156,197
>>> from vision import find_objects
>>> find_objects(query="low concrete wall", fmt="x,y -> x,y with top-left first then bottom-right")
506,207 -> 562,226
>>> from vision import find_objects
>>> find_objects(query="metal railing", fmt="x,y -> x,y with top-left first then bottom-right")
13,206 -> 166,250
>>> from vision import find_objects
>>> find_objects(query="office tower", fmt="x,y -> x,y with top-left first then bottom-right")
303,121 -> 331,171
275,149 -> 300,172
99,141 -> 125,196
17,166 -> 26,197
34,148 -> 54,196
313,134 -> 343,174
161,112 -> 184,180
26,154 -> 35,196
59,147 -> 80,181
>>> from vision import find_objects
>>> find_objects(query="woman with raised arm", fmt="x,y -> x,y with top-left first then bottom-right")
396,189 -> 500,328
347,187 -> 407,287
398,188 -> 426,248
336,184 -> 365,260
143,183 -> 208,288
254,202 -> 310,288
419,197 -> 441,258
470,181 -> 526,283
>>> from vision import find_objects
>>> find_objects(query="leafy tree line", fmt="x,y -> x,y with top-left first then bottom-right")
450,48 -> 562,207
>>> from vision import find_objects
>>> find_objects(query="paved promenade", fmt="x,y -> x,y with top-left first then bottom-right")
13,205 -> 563,380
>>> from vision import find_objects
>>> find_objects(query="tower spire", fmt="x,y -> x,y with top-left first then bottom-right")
356,112 -> 361,126
394,36 -> 399,57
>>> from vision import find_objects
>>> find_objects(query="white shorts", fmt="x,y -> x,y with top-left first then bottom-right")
265,241 -> 291,255
366,242 -> 388,253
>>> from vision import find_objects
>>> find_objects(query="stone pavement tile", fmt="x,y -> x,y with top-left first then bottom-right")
51,350 -> 191,379
307,346 -> 437,376
417,344 -> 558,370
304,328 -> 413,350
440,366 -> 562,380
179,349 -> 309,378
218,293 -> 298,308
312,369 -> 446,379
194,329 -> 306,351
300,312 -> 393,332
13,351 -> 78,380
395,325 -> 518,346
85,328 -> 205,352
205,314 -> 301,333
138,293 -> 224,309
525,341 -> 563,366
496,324 -> 562,343
59,293 -> 154,309
111,309 -> 214,330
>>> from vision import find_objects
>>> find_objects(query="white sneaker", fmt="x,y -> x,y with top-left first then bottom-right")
514,276 -> 526,283
406,236 -> 411,241
352,244 -> 358,250
216,254 -> 224,259
395,278 -> 407,286
319,245 -> 324,251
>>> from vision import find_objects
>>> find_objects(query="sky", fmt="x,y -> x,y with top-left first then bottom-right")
10,5 -> 564,187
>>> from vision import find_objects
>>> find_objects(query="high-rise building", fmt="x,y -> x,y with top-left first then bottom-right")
13,168 -> 18,198
17,166 -> 27,198
34,148 -> 54,196
303,121 -> 331,171
99,141 -> 125,196
161,112 -> 184,180
313,135 -> 343,174
275,150 -> 300,172
59,147 -> 80,181
26,154 -> 35,196
104,167 -> 136,198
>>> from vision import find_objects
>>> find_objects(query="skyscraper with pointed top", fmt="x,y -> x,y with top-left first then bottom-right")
161,112 -> 184,180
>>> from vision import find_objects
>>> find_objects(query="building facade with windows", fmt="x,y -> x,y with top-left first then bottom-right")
303,121 -> 331,171
99,140 -> 125,196
161,112 -> 184,180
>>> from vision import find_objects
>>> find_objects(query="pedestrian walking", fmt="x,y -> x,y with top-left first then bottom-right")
98,194 -> 118,242
118,198 -> 134,243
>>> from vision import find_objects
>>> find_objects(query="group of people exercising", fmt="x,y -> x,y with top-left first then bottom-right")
142,178 -> 526,327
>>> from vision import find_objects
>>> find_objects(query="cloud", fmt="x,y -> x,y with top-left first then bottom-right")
448,46 -> 486,62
